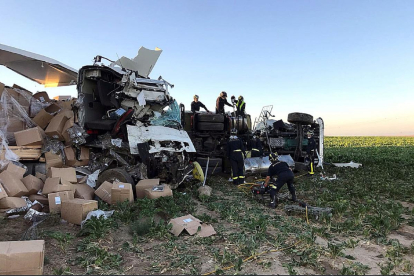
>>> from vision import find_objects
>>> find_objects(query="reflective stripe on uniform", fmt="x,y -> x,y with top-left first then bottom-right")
233,177 -> 238,180
252,148 -> 259,151
234,149 -> 241,152
237,101 -> 245,109
238,176 -> 245,179
269,184 -> 276,189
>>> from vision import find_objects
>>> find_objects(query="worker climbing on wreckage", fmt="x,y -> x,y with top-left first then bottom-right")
191,94 -> 210,113
216,91 -> 233,114
264,152 -> 296,208
231,95 -> 246,117
306,130 -> 316,175
227,128 -> 246,185
248,130 -> 263,157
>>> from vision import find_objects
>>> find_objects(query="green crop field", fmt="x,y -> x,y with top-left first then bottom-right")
1,136 -> 413,275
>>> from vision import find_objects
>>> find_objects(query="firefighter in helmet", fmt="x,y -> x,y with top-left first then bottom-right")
249,130 -> 263,157
264,152 -> 296,208
216,91 -> 233,114
226,128 -> 246,185
306,130 -> 316,175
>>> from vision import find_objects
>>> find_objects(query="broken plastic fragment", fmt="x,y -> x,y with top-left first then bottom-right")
81,209 -> 114,228
332,161 -> 362,168
87,169 -> 100,188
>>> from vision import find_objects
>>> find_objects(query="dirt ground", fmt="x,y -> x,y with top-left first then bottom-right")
1,173 -> 413,275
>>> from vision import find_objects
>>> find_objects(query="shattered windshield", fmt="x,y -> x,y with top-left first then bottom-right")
150,100 -> 181,128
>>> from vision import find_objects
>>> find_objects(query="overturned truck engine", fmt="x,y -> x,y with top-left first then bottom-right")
75,48 -> 196,189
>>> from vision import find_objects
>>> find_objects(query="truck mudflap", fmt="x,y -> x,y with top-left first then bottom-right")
127,125 -> 196,154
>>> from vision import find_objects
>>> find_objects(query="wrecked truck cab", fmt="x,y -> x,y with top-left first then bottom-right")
75,48 -> 196,190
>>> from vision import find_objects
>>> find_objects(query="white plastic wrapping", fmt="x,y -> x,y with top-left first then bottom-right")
81,209 -> 114,228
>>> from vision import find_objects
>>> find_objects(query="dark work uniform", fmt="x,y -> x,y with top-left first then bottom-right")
306,136 -> 316,175
234,100 -> 246,117
226,136 -> 246,185
216,97 -> 233,114
249,137 -> 263,157
191,101 -> 208,113
267,161 -> 295,200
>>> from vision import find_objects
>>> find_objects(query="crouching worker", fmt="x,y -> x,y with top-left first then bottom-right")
227,128 -> 246,185
264,152 -> 296,208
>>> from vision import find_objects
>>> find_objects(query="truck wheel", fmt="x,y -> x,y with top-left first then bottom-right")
198,122 -> 224,131
96,168 -> 134,189
196,157 -> 223,167
287,112 -> 313,125
197,114 -> 225,123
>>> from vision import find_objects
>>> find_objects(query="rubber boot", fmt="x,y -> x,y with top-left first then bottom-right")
269,195 -> 278,209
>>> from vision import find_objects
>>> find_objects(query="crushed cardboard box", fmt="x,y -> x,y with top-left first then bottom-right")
28,194 -> 49,205
62,117 -> 74,144
144,184 -> 173,199
47,167 -> 77,183
0,240 -> 45,275
169,214 -> 216,237
42,177 -> 73,195
94,181 -> 112,204
111,182 -> 134,204
48,191 -> 74,213
0,197 -> 27,209
61,199 -> 98,225
33,109 -> 54,129
64,146 -> 89,167
35,172 -> 47,182
33,91 -> 50,103
45,112 -> 71,141
74,184 -> 94,200
0,171 -> 28,197
136,179 -> 159,199
22,175 -> 44,195
45,152 -> 63,170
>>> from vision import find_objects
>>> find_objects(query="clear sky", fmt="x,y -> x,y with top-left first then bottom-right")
1,0 -> 413,136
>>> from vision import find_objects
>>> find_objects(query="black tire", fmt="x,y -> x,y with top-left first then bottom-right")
196,157 -> 223,167
197,122 -> 224,131
202,166 -> 223,175
96,168 -> 135,192
287,112 -> 313,125
197,114 -> 225,123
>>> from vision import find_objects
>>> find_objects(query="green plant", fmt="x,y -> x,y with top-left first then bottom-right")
75,242 -> 123,274
43,231 -> 73,252
379,261 -> 395,275
52,266 -> 72,275
78,216 -> 117,239
327,242 -> 344,259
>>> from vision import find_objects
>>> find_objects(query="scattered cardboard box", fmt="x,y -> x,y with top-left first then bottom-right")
94,181 -> 112,204
7,118 -> 26,135
48,191 -> 75,213
44,103 -> 61,114
0,183 -> 7,200
144,185 -> 173,199
42,177 -> 73,195
28,194 -> 49,205
14,127 -> 44,146
2,162 -> 26,179
64,146 -> 90,167
33,91 -> 50,103
47,167 -> 77,183
62,117 -> 74,143
0,171 -> 28,197
0,240 -> 45,275
136,179 -> 159,199
22,175 -> 44,195
35,172 -> 47,182
61,199 -> 98,225
0,197 -> 27,209
111,182 -> 134,204
33,109 -> 54,129
45,114 -> 68,141
45,152 -> 63,170
169,214 -> 216,237
58,99 -> 75,110
74,184 -> 95,200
